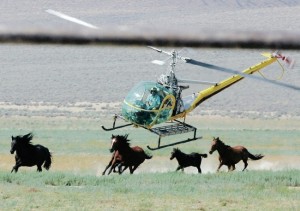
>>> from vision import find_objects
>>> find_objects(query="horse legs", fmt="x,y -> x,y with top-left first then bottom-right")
130,166 -> 137,174
175,166 -> 184,172
197,165 -> 202,174
107,162 -> 119,175
37,165 -> 42,172
196,160 -> 202,173
129,164 -> 141,174
113,163 -> 120,173
11,165 -> 19,173
129,166 -> 134,174
217,162 -> 223,172
11,161 -> 22,173
119,165 -> 128,174
102,161 -> 113,175
114,163 -> 121,173
216,156 -> 224,172
242,160 -> 248,171
114,163 -> 124,174
228,164 -> 235,171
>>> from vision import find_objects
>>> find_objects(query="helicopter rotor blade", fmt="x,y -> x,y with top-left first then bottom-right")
177,78 -> 218,86
147,46 -> 172,56
46,9 -> 99,29
185,58 -> 300,91
151,60 -> 165,65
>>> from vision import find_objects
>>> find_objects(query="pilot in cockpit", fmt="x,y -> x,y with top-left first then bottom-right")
145,87 -> 161,110
134,87 -> 161,125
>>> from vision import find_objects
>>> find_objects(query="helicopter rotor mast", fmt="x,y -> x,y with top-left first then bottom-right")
169,50 -> 178,89
148,46 -> 218,86
148,46 -> 178,89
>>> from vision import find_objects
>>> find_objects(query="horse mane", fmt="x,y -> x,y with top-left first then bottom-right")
116,134 -> 131,147
173,148 -> 181,153
17,133 -> 34,145
216,138 -> 231,148
173,148 -> 187,156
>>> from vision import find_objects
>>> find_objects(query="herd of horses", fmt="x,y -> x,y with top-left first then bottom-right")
9,133 -> 264,174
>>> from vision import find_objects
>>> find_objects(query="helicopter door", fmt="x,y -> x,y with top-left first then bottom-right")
122,81 -> 176,127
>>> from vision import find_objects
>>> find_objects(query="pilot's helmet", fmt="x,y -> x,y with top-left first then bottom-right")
150,87 -> 158,94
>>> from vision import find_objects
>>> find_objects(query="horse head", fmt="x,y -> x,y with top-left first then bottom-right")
10,133 -> 34,154
110,134 -> 130,153
10,136 -> 17,154
170,148 -> 180,160
209,137 -> 221,154
110,134 -> 117,152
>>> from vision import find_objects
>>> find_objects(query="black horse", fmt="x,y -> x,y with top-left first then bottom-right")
10,133 -> 52,173
170,148 -> 207,173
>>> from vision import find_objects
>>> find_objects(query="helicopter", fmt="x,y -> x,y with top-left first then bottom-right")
44,9 -> 297,150
102,46 -> 296,150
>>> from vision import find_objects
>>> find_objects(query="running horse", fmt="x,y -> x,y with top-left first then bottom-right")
107,134 -> 152,174
10,133 -> 52,173
209,137 -> 264,172
170,148 -> 207,173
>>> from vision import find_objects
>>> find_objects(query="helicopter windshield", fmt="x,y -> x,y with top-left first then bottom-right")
122,81 -> 176,127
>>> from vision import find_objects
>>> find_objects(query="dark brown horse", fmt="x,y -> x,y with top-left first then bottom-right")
209,137 -> 264,172
170,148 -> 207,173
108,134 -> 152,174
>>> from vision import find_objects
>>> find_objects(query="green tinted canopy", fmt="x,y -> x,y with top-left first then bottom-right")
122,81 -> 176,127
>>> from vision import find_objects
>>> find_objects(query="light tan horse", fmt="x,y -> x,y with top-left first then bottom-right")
209,137 -> 264,172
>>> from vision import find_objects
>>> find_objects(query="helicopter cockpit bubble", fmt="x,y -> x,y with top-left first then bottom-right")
122,81 -> 176,127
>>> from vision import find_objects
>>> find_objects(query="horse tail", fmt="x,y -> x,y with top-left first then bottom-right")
200,153 -> 208,158
248,152 -> 264,160
43,151 -> 52,170
144,152 -> 153,160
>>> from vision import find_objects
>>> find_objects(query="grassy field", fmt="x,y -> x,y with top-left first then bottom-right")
0,116 -> 299,210
0,170 -> 299,210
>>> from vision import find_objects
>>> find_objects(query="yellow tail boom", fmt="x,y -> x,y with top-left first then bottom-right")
172,54 -> 278,120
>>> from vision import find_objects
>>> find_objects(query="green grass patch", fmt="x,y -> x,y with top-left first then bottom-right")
0,170 -> 299,210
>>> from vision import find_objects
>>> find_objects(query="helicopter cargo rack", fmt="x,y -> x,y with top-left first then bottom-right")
147,120 -> 202,150
102,114 -> 202,150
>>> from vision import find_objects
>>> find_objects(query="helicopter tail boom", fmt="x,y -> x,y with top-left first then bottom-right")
185,55 -> 278,112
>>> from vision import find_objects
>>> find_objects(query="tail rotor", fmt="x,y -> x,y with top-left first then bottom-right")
273,51 -> 295,69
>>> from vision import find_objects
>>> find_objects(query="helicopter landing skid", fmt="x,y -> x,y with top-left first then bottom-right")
101,114 -> 133,131
147,120 -> 202,151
